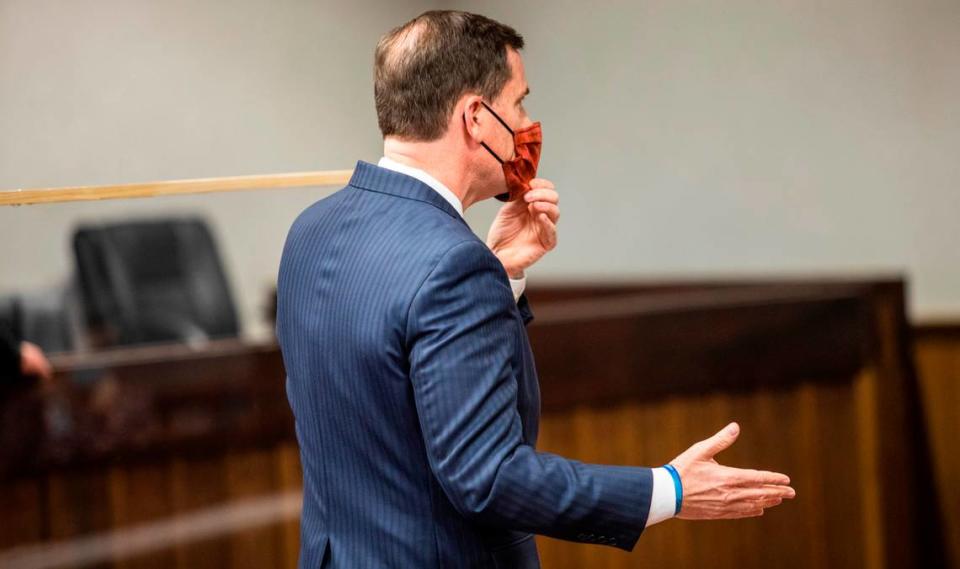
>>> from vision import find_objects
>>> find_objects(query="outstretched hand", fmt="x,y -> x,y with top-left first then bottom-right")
670,422 -> 796,520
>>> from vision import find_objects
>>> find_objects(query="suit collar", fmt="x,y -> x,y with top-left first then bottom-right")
348,161 -> 465,223
377,157 -> 464,216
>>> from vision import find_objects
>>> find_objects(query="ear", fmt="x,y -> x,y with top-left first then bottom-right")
461,94 -> 487,144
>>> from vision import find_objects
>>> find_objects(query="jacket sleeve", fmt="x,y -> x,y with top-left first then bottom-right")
516,293 -> 534,327
405,240 -> 652,551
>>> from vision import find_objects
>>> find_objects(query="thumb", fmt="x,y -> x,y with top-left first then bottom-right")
700,422 -> 740,458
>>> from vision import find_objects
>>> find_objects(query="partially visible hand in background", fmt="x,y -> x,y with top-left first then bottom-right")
20,341 -> 53,382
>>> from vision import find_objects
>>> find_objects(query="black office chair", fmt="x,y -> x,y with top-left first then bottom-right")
72,217 -> 240,346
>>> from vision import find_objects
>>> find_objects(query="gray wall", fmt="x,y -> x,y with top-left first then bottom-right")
0,0 -> 425,339
460,0 -> 960,320
2,0 -> 958,342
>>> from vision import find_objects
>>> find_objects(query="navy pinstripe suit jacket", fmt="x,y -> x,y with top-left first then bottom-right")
276,161 -> 653,568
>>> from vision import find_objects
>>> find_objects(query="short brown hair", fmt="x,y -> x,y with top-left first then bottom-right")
374,11 -> 524,141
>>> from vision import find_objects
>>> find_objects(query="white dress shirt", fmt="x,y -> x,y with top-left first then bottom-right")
377,155 -> 676,529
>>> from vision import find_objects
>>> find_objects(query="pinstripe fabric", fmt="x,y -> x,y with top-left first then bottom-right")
276,161 -> 653,569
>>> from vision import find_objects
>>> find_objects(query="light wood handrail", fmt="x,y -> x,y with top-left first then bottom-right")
0,169 -> 353,206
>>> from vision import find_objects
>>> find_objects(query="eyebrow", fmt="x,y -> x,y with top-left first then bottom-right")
516,87 -> 530,104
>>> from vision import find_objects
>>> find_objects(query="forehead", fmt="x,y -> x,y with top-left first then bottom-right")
505,48 -> 527,94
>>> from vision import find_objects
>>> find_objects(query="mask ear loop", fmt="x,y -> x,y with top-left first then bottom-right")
480,141 -> 505,164
480,101 -> 516,135
478,101 -> 515,164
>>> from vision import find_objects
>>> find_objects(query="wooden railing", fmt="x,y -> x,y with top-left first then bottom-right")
0,170 -> 353,206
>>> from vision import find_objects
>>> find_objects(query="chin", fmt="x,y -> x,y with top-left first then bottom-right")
488,180 -> 510,201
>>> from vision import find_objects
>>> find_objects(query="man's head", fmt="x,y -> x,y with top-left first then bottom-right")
375,11 -> 535,204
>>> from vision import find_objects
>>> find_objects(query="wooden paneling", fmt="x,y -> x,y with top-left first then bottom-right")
0,341 -> 300,568
526,280 -> 944,568
0,478 -> 45,548
535,375 -> 879,568
915,325 -> 960,569
224,449 -> 284,569
169,455 -> 231,567
0,278 -> 947,568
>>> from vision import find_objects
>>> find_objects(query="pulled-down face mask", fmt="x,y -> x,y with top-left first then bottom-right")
479,101 -> 542,202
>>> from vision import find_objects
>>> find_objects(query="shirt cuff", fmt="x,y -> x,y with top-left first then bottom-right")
509,275 -> 526,303
645,467 -> 677,528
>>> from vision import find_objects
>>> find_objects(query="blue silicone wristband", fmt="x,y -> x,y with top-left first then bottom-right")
662,464 -> 683,516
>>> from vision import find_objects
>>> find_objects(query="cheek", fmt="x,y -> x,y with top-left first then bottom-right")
485,157 -> 506,188
473,152 -> 502,182
486,157 -> 504,181
497,129 -> 516,160
482,131 -> 513,163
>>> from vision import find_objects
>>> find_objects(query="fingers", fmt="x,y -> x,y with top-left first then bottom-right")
718,508 -> 765,520
717,494 -> 787,519
528,201 -> 559,224
753,496 -> 786,508
736,495 -> 786,515
725,466 -> 791,487
725,486 -> 796,503
527,178 -> 555,192
535,213 -> 557,250
523,182 -> 560,238
681,494 -> 786,521
697,422 -> 740,458
523,187 -> 558,205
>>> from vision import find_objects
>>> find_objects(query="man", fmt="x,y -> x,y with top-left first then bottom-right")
277,10 -> 794,568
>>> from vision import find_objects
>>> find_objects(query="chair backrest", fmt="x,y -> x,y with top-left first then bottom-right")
72,217 -> 240,346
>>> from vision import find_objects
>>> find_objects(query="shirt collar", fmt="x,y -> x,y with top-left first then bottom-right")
377,156 -> 464,217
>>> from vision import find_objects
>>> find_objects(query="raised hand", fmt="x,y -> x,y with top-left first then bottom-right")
485,179 -> 559,278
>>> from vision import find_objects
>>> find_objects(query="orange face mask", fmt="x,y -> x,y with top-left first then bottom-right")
479,101 -> 542,202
